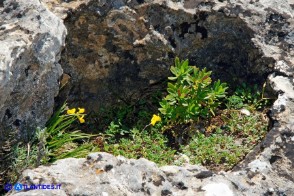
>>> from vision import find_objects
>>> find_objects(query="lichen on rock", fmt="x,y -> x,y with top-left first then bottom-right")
0,0 -> 66,184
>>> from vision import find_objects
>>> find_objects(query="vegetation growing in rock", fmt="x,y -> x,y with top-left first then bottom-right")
7,104 -> 99,182
6,58 -> 272,188
94,58 -> 270,170
159,57 -> 228,123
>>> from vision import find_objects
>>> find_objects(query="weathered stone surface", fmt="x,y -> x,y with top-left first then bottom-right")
0,0 -> 66,136
52,0 -> 281,110
8,152 -> 294,195
0,0 -> 66,184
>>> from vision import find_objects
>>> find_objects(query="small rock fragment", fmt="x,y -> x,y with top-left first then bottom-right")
240,108 -> 251,116
202,183 -> 234,196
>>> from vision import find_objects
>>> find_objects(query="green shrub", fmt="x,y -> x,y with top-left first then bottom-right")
182,101 -> 269,170
159,57 -> 228,124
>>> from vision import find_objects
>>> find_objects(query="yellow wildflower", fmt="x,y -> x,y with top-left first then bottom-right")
150,114 -> 161,126
77,107 -> 85,114
67,108 -> 76,115
78,115 -> 85,123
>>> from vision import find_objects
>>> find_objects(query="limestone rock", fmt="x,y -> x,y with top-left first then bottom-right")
47,1 -> 294,190
7,152 -> 294,195
0,0 -> 66,178
52,0 -> 281,110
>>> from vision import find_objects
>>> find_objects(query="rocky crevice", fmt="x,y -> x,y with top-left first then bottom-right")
0,0 -> 294,195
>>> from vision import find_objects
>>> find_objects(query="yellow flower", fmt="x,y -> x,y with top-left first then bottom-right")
78,115 -> 85,123
67,108 -> 76,115
77,107 -> 85,114
150,114 -> 161,126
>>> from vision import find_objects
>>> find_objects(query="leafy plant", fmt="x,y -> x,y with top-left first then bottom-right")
185,104 -> 269,170
226,83 -> 270,110
104,121 -> 130,144
159,57 -> 228,124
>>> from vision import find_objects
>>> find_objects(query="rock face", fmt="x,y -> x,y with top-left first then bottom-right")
7,152 -> 294,195
0,0 -> 66,138
58,0 -> 281,110
0,0 -> 66,183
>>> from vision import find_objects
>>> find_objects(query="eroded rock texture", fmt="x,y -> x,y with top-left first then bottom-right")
57,0 -> 279,110
8,152 -> 294,195
0,0 -> 66,184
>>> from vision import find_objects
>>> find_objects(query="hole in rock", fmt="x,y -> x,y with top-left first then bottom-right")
136,0 -> 145,4
269,155 -> 282,164
5,109 -> 12,119
57,3 -> 276,171
60,5 -> 274,110
13,119 -> 21,127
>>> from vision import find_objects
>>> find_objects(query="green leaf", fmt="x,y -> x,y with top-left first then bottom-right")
168,76 -> 178,81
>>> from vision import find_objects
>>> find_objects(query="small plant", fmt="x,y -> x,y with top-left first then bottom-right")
9,102 -> 99,180
187,85 -> 270,170
44,103 -> 99,162
103,128 -> 176,165
181,129 -> 247,170
104,121 -> 130,144
222,110 -> 268,145
226,83 -> 270,110
8,142 -> 39,182
5,57 -> 273,186
159,57 -> 228,124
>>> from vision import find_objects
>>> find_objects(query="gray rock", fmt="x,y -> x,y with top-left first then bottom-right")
248,159 -> 271,173
0,0 -> 66,137
4,152 -> 226,195
6,152 -> 294,196
0,0 -> 66,182
47,1 -> 294,194
202,183 -> 234,196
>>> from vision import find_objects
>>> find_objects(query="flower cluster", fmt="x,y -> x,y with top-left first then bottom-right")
150,114 -> 161,126
66,107 -> 86,123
